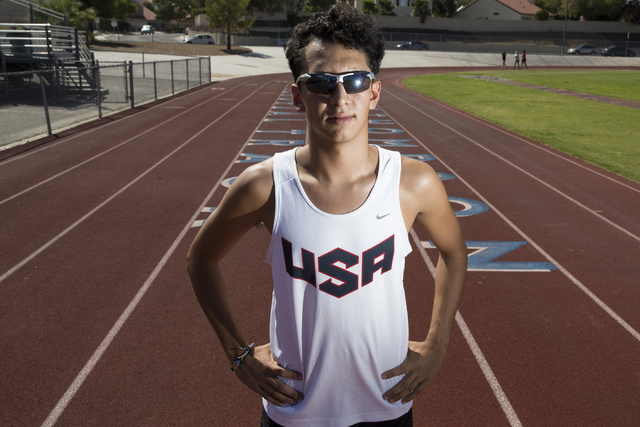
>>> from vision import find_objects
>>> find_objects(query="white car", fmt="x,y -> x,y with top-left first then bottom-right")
184,34 -> 215,45
141,25 -> 154,35
567,45 -> 597,55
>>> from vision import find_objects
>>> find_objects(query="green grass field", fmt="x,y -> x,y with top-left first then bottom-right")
403,71 -> 640,183
459,70 -> 640,103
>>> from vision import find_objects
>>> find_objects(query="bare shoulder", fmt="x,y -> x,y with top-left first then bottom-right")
399,155 -> 441,191
399,155 -> 451,230
399,155 -> 446,207
189,159 -> 275,262
201,157 -> 274,232
228,158 -> 274,202
218,158 -> 275,225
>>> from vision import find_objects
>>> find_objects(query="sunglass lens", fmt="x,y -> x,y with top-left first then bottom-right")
306,75 -> 335,95
343,74 -> 371,94
302,73 -> 372,95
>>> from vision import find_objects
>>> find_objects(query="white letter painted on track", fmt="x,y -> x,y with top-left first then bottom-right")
422,241 -> 557,272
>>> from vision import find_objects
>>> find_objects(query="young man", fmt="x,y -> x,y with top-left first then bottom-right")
514,50 -> 520,70
187,5 -> 467,426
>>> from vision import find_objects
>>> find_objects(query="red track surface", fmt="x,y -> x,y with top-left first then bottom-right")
1,68 -> 639,427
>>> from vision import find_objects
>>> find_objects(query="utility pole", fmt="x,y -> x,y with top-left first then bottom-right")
625,32 -> 630,57
561,0 -> 568,55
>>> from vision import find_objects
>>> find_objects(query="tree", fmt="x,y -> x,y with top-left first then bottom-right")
379,0 -> 396,15
431,0 -> 456,17
534,8 -> 550,19
153,0 -> 198,21
454,0 -> 473,9
206,0 -> 254,50
247,0 -> 286,14
565,0 -> 626,21
570,0 -> 597,20
534,0 -> 562,15
591,0 -> 625,21
623,0 -> 640,24
80,0 -> 137,20
411,0 -> 430,23
302,0 -> 335,12
37,0 -> 97,29
362,0 -> 380,14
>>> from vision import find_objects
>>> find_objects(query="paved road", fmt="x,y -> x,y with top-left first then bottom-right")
97,32 -> 188,44
93,45 -> 640,82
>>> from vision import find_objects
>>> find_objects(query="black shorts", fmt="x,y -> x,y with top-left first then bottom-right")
261,407 -> 413,427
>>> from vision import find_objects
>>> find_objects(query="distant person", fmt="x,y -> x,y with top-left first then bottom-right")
514,51 -> 520,69
521,50 -> 528,70
501,51 -> 506,69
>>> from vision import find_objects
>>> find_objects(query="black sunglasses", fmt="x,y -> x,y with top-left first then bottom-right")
296,71 -> 375,95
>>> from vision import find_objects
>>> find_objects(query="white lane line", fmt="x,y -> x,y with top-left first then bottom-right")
378,103 -> 640,344
411,232 -> 523,425
385,89 -> 640,243
39,82 -> 287,427
394,76 -> 640,195
1,81 -> 274,286
0,79 -> 255,206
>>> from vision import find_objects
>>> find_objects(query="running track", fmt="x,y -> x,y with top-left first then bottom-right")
1,68 -> 639,426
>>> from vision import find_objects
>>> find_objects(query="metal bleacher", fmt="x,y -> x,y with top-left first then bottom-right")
0,23 -> 95,96
0,0 -> 98,102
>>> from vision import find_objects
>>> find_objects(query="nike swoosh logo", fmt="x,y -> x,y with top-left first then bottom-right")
376,213 -> 391,220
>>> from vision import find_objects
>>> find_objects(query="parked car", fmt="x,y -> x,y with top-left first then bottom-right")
601,46 -> 636,57
395,41 -> 429,51
141,25 -> 154,35
567,45 -> 597,55
184,34 -> 215,45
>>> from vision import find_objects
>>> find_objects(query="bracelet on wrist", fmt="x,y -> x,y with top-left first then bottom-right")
230,343 -> 255,372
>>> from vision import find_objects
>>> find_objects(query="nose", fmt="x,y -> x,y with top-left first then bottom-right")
329,82 -> 349,106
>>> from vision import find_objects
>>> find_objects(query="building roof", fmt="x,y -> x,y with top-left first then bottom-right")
129,4 -> 156,20
498,0 -> 541,15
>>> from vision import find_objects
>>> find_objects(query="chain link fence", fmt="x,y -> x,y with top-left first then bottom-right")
383,32 -> 640,55
0,57 -> 211,149
244,28 -> 639,54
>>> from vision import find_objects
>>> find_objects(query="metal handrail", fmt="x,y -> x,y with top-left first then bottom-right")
0,24 -> 90,62
7,0 -> 66,23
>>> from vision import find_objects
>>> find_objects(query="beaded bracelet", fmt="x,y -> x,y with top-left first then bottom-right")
230,343 -> 255,372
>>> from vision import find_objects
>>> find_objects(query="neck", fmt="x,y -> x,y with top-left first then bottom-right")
299,140 -> 377,185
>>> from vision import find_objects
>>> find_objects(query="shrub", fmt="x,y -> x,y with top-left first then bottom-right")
534,9 -> 550,19
362,0 -> 380,14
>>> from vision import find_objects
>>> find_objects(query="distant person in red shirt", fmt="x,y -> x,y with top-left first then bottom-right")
521,50 -> 528,69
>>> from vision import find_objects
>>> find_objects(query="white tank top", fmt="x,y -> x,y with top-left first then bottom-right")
264,146 -> 413,426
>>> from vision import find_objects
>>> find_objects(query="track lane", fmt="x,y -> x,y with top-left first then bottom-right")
379,70 -> 640,317
45,83 -> 513,426
44,79 -> 293,427
2,68 -> 638,426
0,78 -> 259,203
382,69 -> 640,234
0,77 -> 290,427
0,78 -> 271,279
377,68 -> 640,425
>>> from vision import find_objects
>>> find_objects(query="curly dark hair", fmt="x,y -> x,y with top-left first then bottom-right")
284,4 -> 386,80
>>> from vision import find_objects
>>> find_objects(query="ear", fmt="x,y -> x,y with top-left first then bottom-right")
291,83 -> 306,113
369,80 -> 382,110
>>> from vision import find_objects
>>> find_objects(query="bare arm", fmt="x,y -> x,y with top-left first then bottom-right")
382,157 -> 467,404
187,160 -> 303,406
